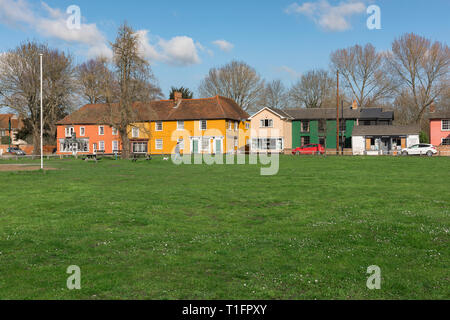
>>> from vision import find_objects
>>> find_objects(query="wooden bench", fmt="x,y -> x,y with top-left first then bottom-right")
131,153 -> 152,162
83,154 -> 99,162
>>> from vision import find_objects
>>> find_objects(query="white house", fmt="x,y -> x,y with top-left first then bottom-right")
352,125 -> 420,155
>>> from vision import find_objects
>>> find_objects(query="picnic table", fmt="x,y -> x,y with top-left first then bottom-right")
131,153 -> 152,162
84,154 -> 99,162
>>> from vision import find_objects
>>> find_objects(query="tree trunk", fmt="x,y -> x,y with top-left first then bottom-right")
120,130 -> 130,159
32,129 -> 41,155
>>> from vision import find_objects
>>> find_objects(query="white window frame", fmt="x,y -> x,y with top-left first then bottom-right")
99,141 -> 105,152
156,121 -> 163,131
260,119 -> 273,128
112,140 -> 119,152
132,127 -> 139,138
177,121 -> 184,130
442,119 -> 450,131
112,127 -> 118,135
98,126 -> 105,136
228,121 -> 232,130
65,127 -> 74,138
234,121 -> 238,131
132,142 -> 147,154
200,120 -> 207,131
442,138 -> 450,146
79,127 -> 85,137
155,139 -> 163,150
245,122 -> 250,130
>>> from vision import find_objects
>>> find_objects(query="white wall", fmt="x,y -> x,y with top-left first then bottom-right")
352,136 -> 365,155
407,135 -> 419,147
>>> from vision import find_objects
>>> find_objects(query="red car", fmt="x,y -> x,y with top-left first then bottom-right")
292,144 -> 325,155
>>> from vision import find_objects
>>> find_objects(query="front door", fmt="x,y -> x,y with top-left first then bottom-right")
192,139 -> 199,154
215,139 -> 222,154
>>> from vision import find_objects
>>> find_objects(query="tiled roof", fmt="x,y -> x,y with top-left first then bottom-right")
57,96 -> 250,125
0,114 -> 22,129
283,107 -> 394,120
352,124 -> 420,136
429,111 -> 450,119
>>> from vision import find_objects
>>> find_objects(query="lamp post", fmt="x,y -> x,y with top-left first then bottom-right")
40,53 -> 43,170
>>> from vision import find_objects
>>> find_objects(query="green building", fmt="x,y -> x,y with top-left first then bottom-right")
286,108 -> 394,150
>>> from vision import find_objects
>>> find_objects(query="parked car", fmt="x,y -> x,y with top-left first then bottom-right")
292,144 -> 325,155
6,147 -> 26,156
401,144 -> 437,157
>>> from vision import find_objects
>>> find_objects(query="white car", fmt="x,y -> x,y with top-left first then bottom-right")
402,144 -> 437,157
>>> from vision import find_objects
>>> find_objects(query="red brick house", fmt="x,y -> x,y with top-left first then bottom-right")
429,111 -> 450,148
0,114 -> 24,145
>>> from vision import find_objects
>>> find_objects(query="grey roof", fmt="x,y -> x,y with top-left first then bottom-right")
270,108 -> 294,119
359,108 -> 394,119
352,125 -> 420,136
429,111 -> 450,119
284,107 -> 394,120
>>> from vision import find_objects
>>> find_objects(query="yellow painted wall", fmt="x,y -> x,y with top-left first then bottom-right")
130,119 -> 250,154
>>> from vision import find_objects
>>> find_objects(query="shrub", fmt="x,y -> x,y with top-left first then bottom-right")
419,131 -> 429,144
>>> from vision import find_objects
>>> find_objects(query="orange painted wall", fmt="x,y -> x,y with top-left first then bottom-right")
430,119 -> 450,146
57,124 -> 120,154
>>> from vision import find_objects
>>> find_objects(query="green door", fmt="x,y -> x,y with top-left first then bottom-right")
215,139 -> 221,154
192,139 -> 199,154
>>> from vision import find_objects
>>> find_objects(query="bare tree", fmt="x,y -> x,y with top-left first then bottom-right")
107,22 -> 160,159
261,79 -> 289,109
331,43 -> 395,108
387,33 -> 450,123
289,69 -> 336,108
0,41 -> 75,153
198,60 -> 265,112
76,57 -> 116,104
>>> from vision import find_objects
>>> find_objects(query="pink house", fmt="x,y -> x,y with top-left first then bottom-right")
429,111 -> 450,148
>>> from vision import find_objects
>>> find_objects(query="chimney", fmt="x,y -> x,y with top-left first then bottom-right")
351,100 -> 358,110
429,103 -> 436,113
174,91 -> 182,103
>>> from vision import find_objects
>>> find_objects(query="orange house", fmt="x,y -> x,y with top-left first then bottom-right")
56,94 -> 250,155
56,104 -> 121,155
429,111 -> 450,148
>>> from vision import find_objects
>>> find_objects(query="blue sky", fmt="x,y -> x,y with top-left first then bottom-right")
0,0 -> 449,99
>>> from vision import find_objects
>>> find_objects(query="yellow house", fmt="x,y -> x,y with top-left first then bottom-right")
128,94 -> 250,155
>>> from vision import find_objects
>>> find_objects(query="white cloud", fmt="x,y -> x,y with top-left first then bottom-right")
0,0 -> 112,58
136,30 -> 201,66
212,39 -> 234,52
285,0 -> 366,31
159,36 -> 200,66
0,0 -> 203,65
277,66 -> 301,79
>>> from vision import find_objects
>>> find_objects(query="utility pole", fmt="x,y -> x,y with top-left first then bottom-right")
40,53 -> 43,170
336,70 -> 340,156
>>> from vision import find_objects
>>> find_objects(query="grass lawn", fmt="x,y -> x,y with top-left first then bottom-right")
0,155 -> 448,300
